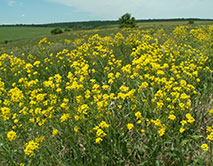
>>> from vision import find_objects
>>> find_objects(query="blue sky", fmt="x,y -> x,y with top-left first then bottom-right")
0,0 -> 212,24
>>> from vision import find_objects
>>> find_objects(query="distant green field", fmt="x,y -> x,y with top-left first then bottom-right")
137,20 -> 213,27
1,20 -> 213,44
0,27 -> 53,43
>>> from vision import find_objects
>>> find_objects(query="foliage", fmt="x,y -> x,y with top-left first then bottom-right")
64,27 -> 71,32
51,28 -> 63,35
0,25 -> 212,165
118,13 -> 136,28
188,20 -> 195,24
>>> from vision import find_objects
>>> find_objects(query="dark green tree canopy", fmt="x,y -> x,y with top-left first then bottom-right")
118,13 -> 136,28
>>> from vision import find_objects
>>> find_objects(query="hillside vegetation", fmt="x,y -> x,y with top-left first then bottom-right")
0,24 -> 212,165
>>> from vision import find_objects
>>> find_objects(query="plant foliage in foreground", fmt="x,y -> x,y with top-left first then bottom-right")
0,25 -> 212,165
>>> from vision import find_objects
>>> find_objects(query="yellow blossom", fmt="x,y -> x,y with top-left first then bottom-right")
201,144 -> 208,151
52,129 -> 58,137
135,111 -> 142,119
74,126 -> 79,132
24,140 -> 39,157
7,130 -> 17,141
95,137 -> 103,144
179,127 -> 185,133
168,114 -> 176,120
127,123 -> 134,130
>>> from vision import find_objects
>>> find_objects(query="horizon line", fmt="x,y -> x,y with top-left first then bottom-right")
1,17 -> 213,26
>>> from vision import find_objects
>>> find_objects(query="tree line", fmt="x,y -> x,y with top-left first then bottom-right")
1,17 -> 212,30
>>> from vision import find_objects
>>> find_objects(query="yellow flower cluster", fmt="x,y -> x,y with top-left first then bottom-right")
7,130 -> 17,141
24,140 -> 39,157
94,121 -> 109,143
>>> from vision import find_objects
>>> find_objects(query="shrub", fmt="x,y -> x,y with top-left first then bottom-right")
51,28 -> 63,35
188,20 -> 194,24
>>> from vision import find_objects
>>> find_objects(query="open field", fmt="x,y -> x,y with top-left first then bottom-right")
0,23 -> 212,165
0,27 -> 53,43
137,20 -> 213,26
1,20 -> 212,45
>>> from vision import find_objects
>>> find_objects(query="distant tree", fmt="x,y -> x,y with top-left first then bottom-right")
118,13 -> 136,28
51,28 -> 63,35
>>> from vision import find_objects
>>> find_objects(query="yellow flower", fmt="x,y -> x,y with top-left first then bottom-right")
99,121 -> 109,128
52,129 -> 58,137
186,113 -> 195,123
180,93 -> 190,100
206,126 -> 213,133
141,129 -> 145,133
95,137 -> 103,144
35,136 -> 45,143
201,144 -> 208,151
180,120 -> 187,126
185,113 -> 192,119
158,125 -> 166,136
127,123 -> 134,130
24,140 -> 39,157
131,104 -> 136,110
141,82 -> 149,89
74,126 -> 79,132
102,85 -> 110,90
179,127 -> 185,133
60,113 -> 71,122
7,130 -> 17,141
209,109 -> 213,115
29,118 -> 35,123
168,114 -> 176,120
137,120 -> 142,124
96,129 -> 106,137
180,80 -> 187,87
118,105 -> 122,109
8,87 -> 24,102
157,70 -> 165,75
206,132 -> 213,141
135,111 -> 142,119
187,117 -> 195,123
1,107 -> 11,120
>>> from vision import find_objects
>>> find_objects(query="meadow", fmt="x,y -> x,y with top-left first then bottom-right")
0,23 -> 212,165
0,27 -> 53,43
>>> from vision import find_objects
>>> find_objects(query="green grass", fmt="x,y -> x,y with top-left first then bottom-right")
0,23 -> 212,165
0,27 -> 53,43
1,20 -> 212,45
137,20 -> 213,26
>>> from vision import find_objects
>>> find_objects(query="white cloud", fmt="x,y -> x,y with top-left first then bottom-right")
8,0 -> 16,7
46,0 -> 213,19
21,14 -> 25,17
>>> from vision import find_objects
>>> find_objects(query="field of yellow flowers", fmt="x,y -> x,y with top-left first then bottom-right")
0,25 -> 212,165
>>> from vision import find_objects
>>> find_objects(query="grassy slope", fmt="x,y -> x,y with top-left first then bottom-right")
1,20 -> 213,43
0,20 -> 212,54
0,27 -> 53,43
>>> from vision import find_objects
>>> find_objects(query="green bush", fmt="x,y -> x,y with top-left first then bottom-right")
51,28 -> 63,35
188,20 -> 195,24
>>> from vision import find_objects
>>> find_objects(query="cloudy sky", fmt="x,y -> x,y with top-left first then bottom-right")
0,0 -> 212,24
